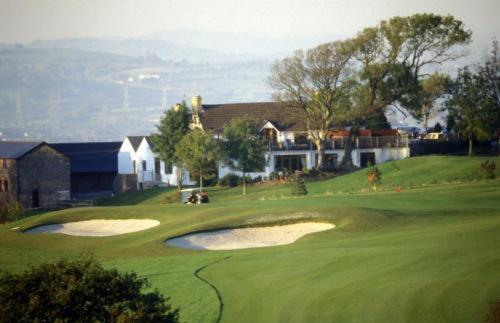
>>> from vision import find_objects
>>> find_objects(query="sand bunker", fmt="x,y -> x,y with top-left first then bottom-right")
166,222 -> 335,250
24,219 -> 160,236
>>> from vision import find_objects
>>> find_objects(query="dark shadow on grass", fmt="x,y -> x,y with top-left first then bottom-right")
194,256 -> 231,323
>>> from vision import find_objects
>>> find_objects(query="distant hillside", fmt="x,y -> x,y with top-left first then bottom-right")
0,30 -> 490,142
26,37 -> 240,63
0,45 -> 273,142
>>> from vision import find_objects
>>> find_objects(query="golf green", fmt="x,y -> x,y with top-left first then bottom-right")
1,156 -> 499,322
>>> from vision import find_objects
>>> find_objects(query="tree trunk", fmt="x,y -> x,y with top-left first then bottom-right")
176,166 -> 183,191
242,171 -> 246,195
341,134 -> 354,167
341,126 -> 359,168
315,139 -> 324,169
423,113 -> 429,131
468,138 -> 473,157
199,172 -> 203,192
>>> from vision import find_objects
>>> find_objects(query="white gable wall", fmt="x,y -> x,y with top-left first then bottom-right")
118,138 -> 136,174
135,138 -> 156,182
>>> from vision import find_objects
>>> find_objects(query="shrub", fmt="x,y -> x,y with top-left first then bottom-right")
485,300 -> 500,323
220,173 -> 240,187
303,167 -> 320,178
290,174 -> 308,196
481,160 -> 496,179
0,195 -> 24,223
238,175 -> 253,185
161,191 -> 181,204
367,166 -> 382,191
268,171 -> 278,181
0,256 -> 179,323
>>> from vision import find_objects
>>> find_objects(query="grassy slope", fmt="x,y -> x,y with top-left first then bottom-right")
96,187 -> 177,206
0,156 -> 499,322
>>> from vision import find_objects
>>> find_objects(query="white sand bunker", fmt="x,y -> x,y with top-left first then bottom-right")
166,222 -> 335,250
24,219 -> 160,237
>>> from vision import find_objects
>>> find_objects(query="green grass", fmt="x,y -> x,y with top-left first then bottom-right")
96,187 -> 178,206
0,156 -> 499,322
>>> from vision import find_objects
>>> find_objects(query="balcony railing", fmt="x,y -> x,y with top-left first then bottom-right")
138,170 -> 154,182
269,136 -> 408,151
138,171 -> 162,183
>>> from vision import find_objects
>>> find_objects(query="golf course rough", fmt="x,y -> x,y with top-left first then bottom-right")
23,219 -> 160,236
166,222 -> 335,250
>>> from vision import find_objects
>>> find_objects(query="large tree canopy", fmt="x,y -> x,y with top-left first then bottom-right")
176,129 -> 221,192
270,14 -> 471,168
350,13 -> 471,121
151,102 -> 191,190
269,41 -> 355,168
446,67 -> 496,156
406,72 -> 451,130
222,118 -> 267,195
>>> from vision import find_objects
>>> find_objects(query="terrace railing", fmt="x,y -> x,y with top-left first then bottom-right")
269,136 -> 408,151
138,170 -> 154,182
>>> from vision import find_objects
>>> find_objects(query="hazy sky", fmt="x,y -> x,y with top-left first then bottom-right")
1,0 -> 499,44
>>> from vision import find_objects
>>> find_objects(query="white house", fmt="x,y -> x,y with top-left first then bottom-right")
118,136 -> 195,188
190,96 -> 410,179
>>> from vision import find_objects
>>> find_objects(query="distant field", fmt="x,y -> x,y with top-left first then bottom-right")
1,156 -> 499,322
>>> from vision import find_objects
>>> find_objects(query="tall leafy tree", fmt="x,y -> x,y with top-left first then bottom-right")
409,73 -> 451,130
342,13 -> 471,166
222,118 -> 267,195
151,103 -> 191,191
352,14 -> 471,114
479,39 -> 500,132
269,41 -> 355,168
446,67 -> 496,156
176,129 -> 221,192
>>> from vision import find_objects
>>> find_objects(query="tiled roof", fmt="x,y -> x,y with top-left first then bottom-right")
0,141 -> 44,159
51,142 -> 121,173
198,102 -> 307,133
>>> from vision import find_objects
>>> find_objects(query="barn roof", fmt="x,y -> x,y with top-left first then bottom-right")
198,102 -> 306,133
0,141 -> 44,159
50,142 -> 121,173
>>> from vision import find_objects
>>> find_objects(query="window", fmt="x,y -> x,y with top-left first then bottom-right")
154,158 -> 161,176
132,160 -> 136,174
1,178 -> 8,192
1,159 -> 7,169
141,160 -> 147,171
164,162 -> 173,175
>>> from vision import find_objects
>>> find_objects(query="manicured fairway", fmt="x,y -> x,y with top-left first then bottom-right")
1,156 -> 499,322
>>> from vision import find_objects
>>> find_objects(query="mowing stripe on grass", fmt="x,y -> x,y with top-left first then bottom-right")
194,256 -> 231,323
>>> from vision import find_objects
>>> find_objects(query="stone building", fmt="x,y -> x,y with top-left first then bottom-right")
0,142 -> 70,209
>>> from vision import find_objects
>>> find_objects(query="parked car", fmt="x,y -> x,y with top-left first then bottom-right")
395,126 -> 421,139
423,132 -> 446,141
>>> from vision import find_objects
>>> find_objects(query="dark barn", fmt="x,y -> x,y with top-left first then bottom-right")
51,142 -> 121,199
